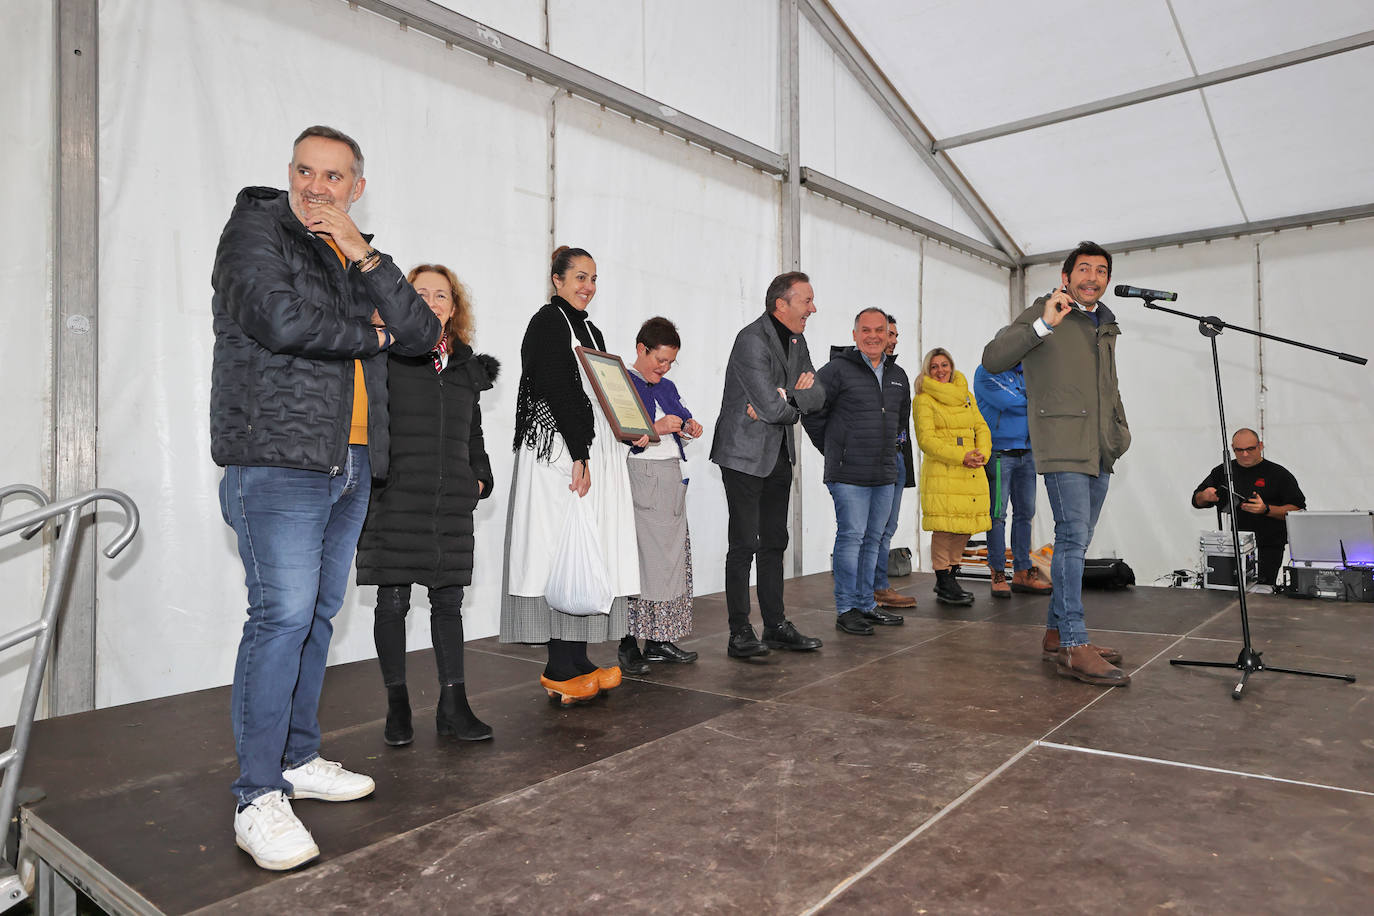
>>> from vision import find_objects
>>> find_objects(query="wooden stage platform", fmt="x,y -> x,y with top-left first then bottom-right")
9,572 -> 1373,913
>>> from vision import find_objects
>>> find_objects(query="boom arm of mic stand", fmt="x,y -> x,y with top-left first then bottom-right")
1140,300 -> 1367,365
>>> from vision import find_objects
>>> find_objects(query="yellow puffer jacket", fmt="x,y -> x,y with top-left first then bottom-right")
915,370 -> 991,533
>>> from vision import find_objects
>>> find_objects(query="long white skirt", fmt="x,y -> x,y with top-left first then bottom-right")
501,385 -> 639,642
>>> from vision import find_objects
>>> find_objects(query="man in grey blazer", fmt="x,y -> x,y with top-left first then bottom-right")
710,272 -> 828,658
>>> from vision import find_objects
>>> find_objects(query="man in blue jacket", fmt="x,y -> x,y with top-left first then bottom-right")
803,309 -> 911,635
973,363 -> 1052,598
211,126 -> 440,870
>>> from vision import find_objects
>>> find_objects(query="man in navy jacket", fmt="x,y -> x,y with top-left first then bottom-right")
803,309 -> 911,635
973,363 -> 1052,598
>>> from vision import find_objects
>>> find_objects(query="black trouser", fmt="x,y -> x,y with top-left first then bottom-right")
721,443 -> 792,633
1258,545 -> 1284,586
374,584 -> 465,687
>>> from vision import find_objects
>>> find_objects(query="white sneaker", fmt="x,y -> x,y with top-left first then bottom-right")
234,791 -> 320,871
283,757 -> 375,802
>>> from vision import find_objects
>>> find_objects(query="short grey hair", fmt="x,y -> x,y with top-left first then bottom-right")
293,125 -> 365,178
853,307 -> 888,329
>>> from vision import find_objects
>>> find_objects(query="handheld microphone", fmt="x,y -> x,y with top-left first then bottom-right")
1114,284 -> 1178,301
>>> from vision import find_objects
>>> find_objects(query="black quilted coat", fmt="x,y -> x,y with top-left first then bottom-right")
210,186 -> 440,476
355,346 -> 499,588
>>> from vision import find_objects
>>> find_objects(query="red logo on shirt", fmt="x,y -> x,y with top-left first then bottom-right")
1254,478 -> 1265,488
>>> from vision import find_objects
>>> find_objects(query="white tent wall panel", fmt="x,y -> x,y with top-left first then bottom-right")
797,13 -> 988,244
554,98 -> 781,602
1026,238 -> 1263,585
950,92 -> 1245,255
1254,220 -> 1374,513
796,194 -> 925,580
95,0 -> 552,708
918,245 -> 1010,571
548,0 -> 779,152
431,0 -> 546,48
0,0 -> 56,726
1204,49 -> 1374,222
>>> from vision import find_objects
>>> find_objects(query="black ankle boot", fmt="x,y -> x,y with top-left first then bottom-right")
934,569 -> 974,606
384,684 -> 413,746
436,683 -> 493,741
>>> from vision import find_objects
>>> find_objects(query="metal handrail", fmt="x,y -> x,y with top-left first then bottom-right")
0,486 -> 140,880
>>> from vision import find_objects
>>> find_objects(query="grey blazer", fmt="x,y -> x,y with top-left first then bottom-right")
710,313 -> 827,477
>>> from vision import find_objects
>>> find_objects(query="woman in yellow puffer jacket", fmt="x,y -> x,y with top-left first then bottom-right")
914,347 -> 991,605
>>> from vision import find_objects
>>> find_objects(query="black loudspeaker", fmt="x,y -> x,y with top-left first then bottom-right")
1082,558 -> 1135,589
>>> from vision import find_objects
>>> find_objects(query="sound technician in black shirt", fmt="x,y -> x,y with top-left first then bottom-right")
1192,428 -> 1306,585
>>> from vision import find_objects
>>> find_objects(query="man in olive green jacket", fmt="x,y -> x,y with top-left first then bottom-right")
982,241 -> 1131,687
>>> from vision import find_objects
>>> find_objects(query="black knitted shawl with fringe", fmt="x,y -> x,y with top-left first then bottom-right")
512,296 -> 606,462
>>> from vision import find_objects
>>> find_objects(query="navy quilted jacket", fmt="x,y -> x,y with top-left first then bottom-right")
802,347 -> 910,486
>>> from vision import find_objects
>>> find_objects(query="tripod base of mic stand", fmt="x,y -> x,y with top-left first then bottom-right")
1170,647 -> 1356,700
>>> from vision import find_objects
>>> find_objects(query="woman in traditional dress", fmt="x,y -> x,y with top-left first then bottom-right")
500,247 -> 642,705
617,317 -> 703,674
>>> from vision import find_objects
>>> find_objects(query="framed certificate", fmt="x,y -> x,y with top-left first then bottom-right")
575,347 -> 661,444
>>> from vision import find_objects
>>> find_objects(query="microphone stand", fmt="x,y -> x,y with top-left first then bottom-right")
1139,297 -> 1363,699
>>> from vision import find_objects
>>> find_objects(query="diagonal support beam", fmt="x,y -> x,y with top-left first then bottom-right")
1019,202 -> 1374,267
935,30 -> 1374,152
348,0 -> 786,174
799,0 -> 1022,262
800,168 -> 1014,267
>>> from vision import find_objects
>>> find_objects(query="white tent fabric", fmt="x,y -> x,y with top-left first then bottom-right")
0,0 -> 56,726
799,13 -> 987,242
797,194 -> 928,578
829,0 -> 1374,252
2,0 -> 1372,722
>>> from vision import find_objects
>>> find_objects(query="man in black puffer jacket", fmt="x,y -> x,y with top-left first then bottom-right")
803,308 -> 911,636
211,126 -> 439,872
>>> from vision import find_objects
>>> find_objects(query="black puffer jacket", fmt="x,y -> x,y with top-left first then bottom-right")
210,187 -> 440,476
802,347 -> 910,486
356,347 -> 499,588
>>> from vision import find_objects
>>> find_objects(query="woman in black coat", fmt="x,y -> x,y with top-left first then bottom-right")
356,263 -> 499,746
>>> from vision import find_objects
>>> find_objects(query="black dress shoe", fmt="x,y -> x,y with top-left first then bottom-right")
860,608 -> 905,626
643,640 -> 699,663
761,620 -> 823,651
727,628 -> 771,658
618,637 -> 651,675
835,609 -> 875,635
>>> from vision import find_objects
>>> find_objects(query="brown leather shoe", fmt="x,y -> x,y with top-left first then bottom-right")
874,587 -> 917,609
1012,568 -> 1052,594
990,570 -> 1011,599
1055,645 -> 1130,687
1042,629 -> 1122,665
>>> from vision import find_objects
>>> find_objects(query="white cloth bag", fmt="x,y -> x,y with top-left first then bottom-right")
545,494 -> 615,615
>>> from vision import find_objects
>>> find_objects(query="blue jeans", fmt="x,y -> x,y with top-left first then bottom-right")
1043,467 -> 1110,647
872,452 -> 906,591
827,482 -> 894,614
986,451 -> 1036,573
219,445 -> 371,805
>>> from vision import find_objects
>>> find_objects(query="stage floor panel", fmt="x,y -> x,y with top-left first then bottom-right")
9,573 -> 1371,914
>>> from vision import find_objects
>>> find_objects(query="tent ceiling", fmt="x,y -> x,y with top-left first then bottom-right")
827,0 -> 1374,258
